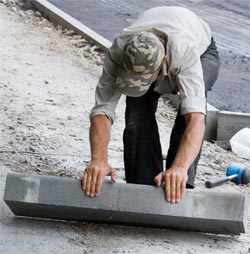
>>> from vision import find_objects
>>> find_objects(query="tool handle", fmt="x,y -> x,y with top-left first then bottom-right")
205,176 -> 230,188
205,174 -> 239,188
205,174 -> 238,188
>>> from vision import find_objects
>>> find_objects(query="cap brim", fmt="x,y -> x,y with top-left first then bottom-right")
116,65 -> 154,97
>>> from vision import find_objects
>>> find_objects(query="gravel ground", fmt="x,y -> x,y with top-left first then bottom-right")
0,1 -> 250,254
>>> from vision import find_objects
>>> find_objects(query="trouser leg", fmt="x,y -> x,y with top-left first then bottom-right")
123,84 -> 163,185
166,37 -> 220,188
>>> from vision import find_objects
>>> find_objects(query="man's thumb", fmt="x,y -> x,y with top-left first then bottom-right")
154,172 -> 163,187
110,168 -> 117,182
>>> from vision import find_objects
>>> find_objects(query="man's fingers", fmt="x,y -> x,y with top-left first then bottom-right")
94,167 -> 115,196
95,174 -> 104,197
175,175 -> 181,202
165,173 -> 171,202
82,170 -> 88,191
85,173 -> 92,196
170,173 -> 177,203
180,177 -> 186,199
90,170 -> 98,197
164,170 -> 188,203
83,164 -> 116,197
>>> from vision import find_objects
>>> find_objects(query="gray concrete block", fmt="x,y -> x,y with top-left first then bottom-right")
205,103 -> 219,141
217,111 -> 250,141
4,173 -> 249,235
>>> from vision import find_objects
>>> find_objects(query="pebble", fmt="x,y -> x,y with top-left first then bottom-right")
34,11 -> 41,17
18,10 -> 25,17
214,159 -> 222,164
66,30 -> 75,36
29,147 -> 35,152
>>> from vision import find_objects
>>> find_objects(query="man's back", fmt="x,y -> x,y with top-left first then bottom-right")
121,6 -> 211,55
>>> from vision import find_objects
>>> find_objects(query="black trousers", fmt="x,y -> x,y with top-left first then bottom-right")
123,38 -> 220,188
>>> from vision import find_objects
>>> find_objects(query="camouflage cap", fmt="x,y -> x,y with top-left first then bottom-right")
116,31 -> 165,97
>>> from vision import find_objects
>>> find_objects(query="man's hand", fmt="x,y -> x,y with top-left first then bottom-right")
154,112 -> 205,203
82,161 -> 117,197
154,167 -> 188,203
83,115 -> 114,197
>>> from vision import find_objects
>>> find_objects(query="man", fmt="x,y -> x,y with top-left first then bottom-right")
82,6 -> 220,203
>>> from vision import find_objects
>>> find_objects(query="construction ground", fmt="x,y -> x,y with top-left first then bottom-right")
0,1 -> 250,253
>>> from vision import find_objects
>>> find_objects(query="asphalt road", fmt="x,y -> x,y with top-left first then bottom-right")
48,0 -> 250,113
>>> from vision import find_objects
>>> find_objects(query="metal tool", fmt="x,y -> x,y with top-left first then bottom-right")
205,163 -> 250,188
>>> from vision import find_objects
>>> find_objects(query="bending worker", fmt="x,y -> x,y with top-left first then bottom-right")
82,6 -> 220,203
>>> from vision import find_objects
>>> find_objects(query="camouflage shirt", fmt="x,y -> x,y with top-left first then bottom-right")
90,6 -> 211,123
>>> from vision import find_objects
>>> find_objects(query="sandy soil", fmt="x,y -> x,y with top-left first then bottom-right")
0,1 -> 250,254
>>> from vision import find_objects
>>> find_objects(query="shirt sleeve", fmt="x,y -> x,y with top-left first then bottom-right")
89,42 -> 122,124
176,46 -> 206,115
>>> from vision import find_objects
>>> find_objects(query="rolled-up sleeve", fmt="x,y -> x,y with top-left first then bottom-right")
176,47 -> 206,115
89,44 -> 122,124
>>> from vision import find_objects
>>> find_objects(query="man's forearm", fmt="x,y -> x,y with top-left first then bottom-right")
83,115 -> 115,197
171,113 -> 205,172
90,115 -> 112,162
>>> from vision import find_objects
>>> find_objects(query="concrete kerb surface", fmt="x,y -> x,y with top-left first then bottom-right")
217,111 -> 250,141
4,172 -> 250,235
30,0 -> 250,142
30,0 -> 111,51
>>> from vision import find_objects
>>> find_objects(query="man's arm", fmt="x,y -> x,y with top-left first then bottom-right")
154,44 -> 207,203
83,38 -> 123,197
82,115 -> 117,197
154,112 -> 205,203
